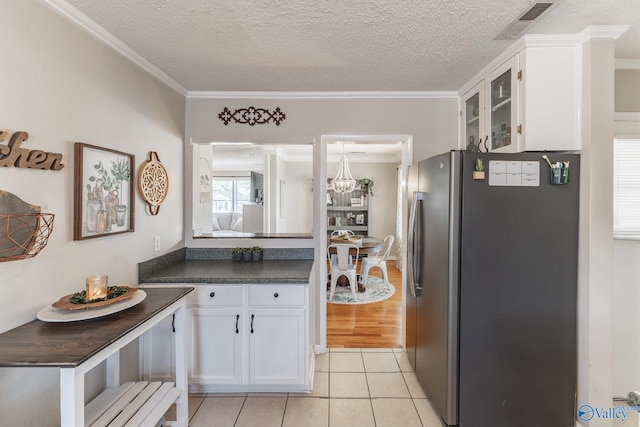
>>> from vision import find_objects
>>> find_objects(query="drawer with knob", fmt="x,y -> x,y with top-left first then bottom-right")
249,285 -> 305,307
187,285 -> 242,306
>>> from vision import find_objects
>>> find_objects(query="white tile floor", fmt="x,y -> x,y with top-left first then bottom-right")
184,348 -> 443,427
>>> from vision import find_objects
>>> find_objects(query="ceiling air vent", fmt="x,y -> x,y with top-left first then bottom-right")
495,2 -> 556,40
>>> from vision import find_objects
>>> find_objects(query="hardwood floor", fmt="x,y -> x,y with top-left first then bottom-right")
326,260 -> 403,348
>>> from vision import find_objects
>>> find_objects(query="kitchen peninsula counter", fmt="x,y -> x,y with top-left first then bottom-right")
138,248 -> 315,393
139,247 -> 314,285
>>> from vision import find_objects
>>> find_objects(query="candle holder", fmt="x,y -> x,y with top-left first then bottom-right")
86,274 -> 108,300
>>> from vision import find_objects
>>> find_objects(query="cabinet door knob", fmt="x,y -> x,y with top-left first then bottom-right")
210,291 -> 215,298
274,292 -> 279,298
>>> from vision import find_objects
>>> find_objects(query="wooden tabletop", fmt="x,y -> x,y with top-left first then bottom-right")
0,287 -> 192,367
328,237 -> 384,255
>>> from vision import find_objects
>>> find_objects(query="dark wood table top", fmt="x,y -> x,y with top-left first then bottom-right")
328,236 -> 384,255
0,287 -> 192,367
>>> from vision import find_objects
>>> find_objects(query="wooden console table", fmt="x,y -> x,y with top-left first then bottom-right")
0,287 -> 193,427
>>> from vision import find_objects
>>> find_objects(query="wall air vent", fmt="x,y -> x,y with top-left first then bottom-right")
495,2 -> 557,40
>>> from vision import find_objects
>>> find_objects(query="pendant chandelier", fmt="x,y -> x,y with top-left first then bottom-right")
331,144 -> 356,194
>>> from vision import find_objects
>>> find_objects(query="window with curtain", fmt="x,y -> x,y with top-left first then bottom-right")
613,138 -> 640,239
212,177 -> 250,213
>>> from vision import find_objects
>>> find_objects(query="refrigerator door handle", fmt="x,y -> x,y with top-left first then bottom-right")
408,191 -> 425,297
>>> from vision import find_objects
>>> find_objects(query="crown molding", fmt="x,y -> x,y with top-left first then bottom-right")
458,26 -> 632,96
42,0 -> 187,96
579,25 -> 631,43
186,91 -> 458,100
616,59 -> 640,70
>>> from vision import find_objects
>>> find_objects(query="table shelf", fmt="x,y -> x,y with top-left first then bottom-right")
86,381 -> 181,427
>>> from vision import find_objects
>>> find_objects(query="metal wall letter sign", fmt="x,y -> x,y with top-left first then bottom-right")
218,106 -> 286,126
0,130 -> 64,170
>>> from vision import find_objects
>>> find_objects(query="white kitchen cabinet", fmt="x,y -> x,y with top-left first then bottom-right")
189,307 -> 242,385
248,283 -> 307,385
141,282 -> 311,392
462,55 -> 520,153
461,44 -> 580,153
462,81 -> 484,151
187,285 -> 243,386
486,55 -> 519,152
187,283 -> 310,392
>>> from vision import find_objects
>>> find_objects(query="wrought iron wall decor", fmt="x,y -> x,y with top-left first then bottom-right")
0,130 -> 64,170
218,106 -> 286,126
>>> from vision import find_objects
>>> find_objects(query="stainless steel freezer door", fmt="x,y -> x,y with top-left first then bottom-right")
413,152 -> 461,426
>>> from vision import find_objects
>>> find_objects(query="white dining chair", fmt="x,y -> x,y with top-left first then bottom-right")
359,235 -> 394,288
327,243 -> 359,300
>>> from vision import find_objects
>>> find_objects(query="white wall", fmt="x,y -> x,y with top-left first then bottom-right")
612,69 -> 640,398
283,161 -> 314,233
577,38 -> 616,426
0,2 -> 185,425
613,240 -> 640,397
184,96 -> 458,248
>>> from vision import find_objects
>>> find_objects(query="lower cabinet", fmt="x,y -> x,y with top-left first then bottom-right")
249,308 -> 305,385
142,283 -> 311,392
189,307 -> 242,385
194,283 -> 310,392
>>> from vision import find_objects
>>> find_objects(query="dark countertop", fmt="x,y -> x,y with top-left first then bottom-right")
0,287 -> 193,367
141,259 -> 314,284
138,248 -> 315,285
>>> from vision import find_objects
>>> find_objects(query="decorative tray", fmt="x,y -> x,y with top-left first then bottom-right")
51,286 -> 137,310
37,290 -> 147,322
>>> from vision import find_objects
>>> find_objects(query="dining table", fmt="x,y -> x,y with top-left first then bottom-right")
328,236 -> 384,254
327,236 -> 384,292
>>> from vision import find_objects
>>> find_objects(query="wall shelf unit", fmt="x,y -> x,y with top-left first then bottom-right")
326,187 -> 370,235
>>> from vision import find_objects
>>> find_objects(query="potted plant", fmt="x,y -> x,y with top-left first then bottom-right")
242,247 -> 252,261
473,158 -> 485,180
251,246 -> 263,261
357,178 -> 375,196
232,247 -> 244,262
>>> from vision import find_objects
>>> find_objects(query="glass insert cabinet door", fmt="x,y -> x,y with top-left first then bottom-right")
463,82 -> 482,152
486,55 -> 519,152
490,69 -> 512,150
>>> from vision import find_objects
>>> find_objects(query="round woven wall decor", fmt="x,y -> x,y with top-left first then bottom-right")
137,151 -> 168,215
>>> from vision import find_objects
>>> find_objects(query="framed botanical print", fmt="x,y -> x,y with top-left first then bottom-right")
73,143 -> 135,240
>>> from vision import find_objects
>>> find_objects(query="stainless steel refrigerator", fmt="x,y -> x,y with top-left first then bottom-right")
406,150 -> 578,427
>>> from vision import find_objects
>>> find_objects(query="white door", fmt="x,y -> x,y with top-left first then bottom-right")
189,307 -> 242,385
249,308 -> 305,385
485,55 -> 520,152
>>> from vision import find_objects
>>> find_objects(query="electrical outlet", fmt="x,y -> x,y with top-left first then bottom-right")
154,236 -> 161,251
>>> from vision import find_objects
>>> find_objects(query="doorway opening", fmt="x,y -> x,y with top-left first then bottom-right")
315,135 -> 413,351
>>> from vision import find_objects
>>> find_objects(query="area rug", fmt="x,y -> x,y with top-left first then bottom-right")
327,276 -> 395,305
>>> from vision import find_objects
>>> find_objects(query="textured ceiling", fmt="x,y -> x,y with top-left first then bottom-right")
59,0 -> 640,92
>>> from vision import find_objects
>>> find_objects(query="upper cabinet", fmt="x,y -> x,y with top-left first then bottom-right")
461,44 -> 580,153
486,55 -> 519,152
462,55 -> 520,153
462,81 -> 483,151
